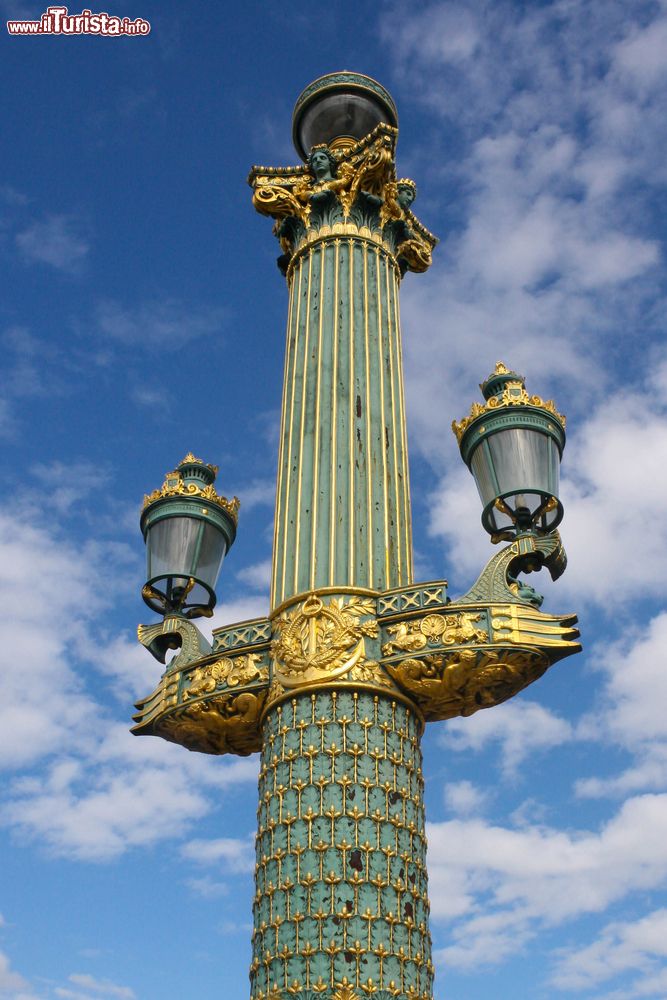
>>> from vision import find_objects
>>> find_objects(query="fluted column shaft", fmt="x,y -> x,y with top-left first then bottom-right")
271,233 -> 413,609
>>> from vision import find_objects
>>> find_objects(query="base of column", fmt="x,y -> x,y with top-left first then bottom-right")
250,690 -> 434,1000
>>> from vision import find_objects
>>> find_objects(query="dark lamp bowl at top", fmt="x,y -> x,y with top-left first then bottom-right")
292,71 -> 398,161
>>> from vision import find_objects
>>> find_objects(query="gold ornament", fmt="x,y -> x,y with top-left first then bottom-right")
183,653 -> 267,700
387,647 -> 548,722
452,380 -> 566,444
271,593 -> 378,688
382,612 -> 486,656
142,473 -> 240,523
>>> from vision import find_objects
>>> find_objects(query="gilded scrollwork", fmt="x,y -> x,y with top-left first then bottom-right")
456,531 -> 571,604
142,473 -> 240,523
248,124 -> 437,276
394,236 -> 433,274
253,183 -> 311,228
381,612 -> 487,657
158,688 -> 267,756
386,647 -> 549,722
347,657 -> 395,689
452,377 -> 566,444
182,652 -> 267,700
137,614 -> 212,668
183,657 -> 233,698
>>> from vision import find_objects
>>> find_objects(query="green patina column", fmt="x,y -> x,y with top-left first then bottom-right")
271,226 -> 413,605
252,691 -> 430,998
248,73 -> 437,1000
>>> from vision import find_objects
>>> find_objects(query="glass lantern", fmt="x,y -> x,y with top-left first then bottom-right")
140,454 -> 239,618
453,363 -> 566,539
292,71 -> 398,160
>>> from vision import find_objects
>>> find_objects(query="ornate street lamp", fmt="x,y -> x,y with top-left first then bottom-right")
453,362 -> 566,541
133,73 -> 580,1000
140,453 -> 239,619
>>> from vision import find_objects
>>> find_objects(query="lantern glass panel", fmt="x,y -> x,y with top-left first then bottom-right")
195,520 -> 229,588
297,92 -> 391,154
470,441 -> 499,509
490,428 -> 555,497
471,428 -> 559,505
146,516 -> 227,590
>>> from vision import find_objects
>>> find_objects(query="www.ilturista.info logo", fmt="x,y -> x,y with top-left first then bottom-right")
7,6 -> 150,34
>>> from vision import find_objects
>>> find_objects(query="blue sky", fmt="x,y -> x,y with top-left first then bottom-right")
2,1 -> 667,998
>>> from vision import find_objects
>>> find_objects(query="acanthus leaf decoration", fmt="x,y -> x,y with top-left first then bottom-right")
248,123 -> 437,276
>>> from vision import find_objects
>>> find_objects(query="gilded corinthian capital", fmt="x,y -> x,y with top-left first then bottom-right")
248,123 -> 437,277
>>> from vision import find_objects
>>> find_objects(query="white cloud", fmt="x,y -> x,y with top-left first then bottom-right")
5,756 -> 210,861
236,559 -> 272,592
0,949 -> 35,999
0,509 -> 106,770
378,0 -> 667,489
551,908 -> 667,992
391,3 -> 480,65
203,595 -> 269,640
80,631 -> 162,703
575,749 -> 667,801
555,389 -> 667,606
129,384 -> 168,409
439,698 -> 573,774
0,485 -> 259,860
613,15 -> 667,89
0,398 -> 15,439
0,184 -> 28,206
16,214 -> 89,272
0,326 -> 65,438
186,876 -> 230,899
427,361 -> 667,608
95,299 -> 224,346
181,834 -> 255,874
428,793 -> 667,969
233,478 -> 275,511
4,723 -> 259,861
443,780 -> 488,815
584,612 -> 667,750
30,461 -> 111,515
66,973 -> 135,999
574,612 -> 667,802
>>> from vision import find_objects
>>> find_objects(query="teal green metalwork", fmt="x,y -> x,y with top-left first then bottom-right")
251,691 -> 432,999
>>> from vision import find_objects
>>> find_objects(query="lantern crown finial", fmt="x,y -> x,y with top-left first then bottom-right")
453,365 -> 566,446
176,453 -> 219,489
142,455 -> 239,524
480,361 -> 524,400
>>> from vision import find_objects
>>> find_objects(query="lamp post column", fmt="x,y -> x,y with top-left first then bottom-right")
132,71 -> 580,1000
248,73 -> 438,999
